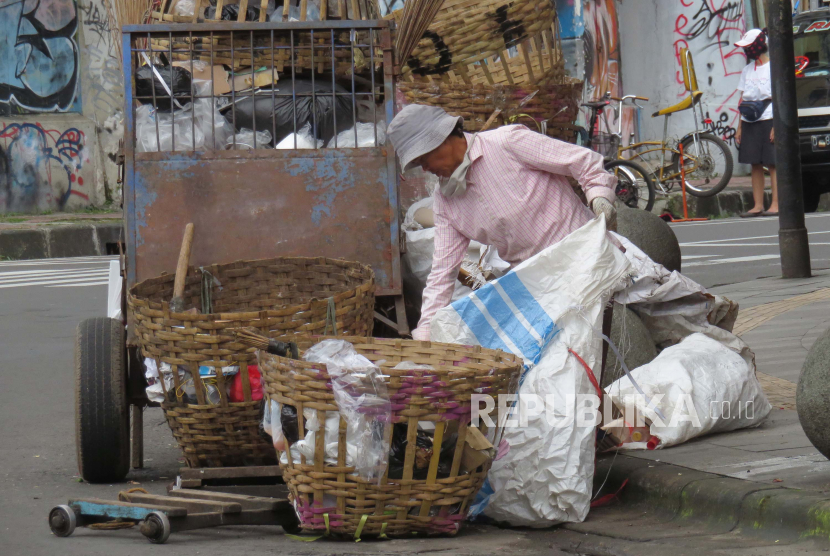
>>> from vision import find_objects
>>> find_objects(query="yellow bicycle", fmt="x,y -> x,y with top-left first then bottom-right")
589,49 -> 734,198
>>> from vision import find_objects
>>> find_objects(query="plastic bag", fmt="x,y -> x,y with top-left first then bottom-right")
135,65 -> 193,112
144,358 -> 173,403
387,423 -> 456,480
303,340 -> 391,482
229,364 -> 263,402
326,121 -> 387,148
275,123 -> 323,149
222,79 -> 354,145
171,0 -> 195,16
136,80 -> 232,152
226,128 -> 272,149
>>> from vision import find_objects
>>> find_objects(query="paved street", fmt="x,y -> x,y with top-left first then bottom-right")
4,244 -> 830,555
672,212 -> 830,288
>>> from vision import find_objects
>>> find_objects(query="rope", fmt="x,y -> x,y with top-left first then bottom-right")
568,348 -> 602,398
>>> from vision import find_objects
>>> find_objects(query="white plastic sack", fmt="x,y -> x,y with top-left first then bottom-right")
275,123 -> 322,149
107,260 -> 122,321
605,333 -> 771,448
431,217 -> 632,527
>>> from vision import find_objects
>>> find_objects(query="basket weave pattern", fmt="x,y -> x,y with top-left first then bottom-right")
259,337 -> 523,536
128,257 -> 375,467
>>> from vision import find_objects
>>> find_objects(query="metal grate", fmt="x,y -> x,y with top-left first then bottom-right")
799,115 -> 830,129
126,22 -> 391,152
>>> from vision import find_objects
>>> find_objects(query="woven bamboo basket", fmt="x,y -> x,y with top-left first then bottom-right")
399,77 -> 582,138
149,0 -> 381,73
128,256 -> 375,467
258,336 -> 523,537
389,0 -> 555,82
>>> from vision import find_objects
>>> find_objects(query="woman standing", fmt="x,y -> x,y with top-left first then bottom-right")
736,29 -> 778,218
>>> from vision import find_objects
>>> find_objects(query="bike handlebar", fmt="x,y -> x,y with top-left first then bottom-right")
611,95 -> 650,102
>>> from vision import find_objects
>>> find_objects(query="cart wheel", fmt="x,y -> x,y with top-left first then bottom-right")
281,512 -> 301,535
75,317 -> 130,483
49,505 -> 77,537
140,511 -> 171,544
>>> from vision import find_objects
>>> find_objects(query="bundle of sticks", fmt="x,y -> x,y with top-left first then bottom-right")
395,0 -> 445,66
233,328 -> 300,359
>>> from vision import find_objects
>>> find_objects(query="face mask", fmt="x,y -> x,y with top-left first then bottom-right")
439,133 -> 477,198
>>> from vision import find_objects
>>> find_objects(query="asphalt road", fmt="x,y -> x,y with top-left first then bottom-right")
1,244 -> 825,555
671,212 -> 830,288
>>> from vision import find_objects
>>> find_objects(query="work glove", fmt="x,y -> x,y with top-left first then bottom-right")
591,197 -> 617,232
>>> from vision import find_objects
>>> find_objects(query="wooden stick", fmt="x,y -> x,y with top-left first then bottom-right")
170,223 -> 194,313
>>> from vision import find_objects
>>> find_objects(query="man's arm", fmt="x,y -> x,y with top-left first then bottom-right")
505,125 -> 617,206
412,211 -> 470,341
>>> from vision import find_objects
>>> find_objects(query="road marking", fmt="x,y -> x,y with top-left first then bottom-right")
683,254 -> 780,267
671,212 -> 830,228
682,255 -> 717,259
0,256 -> 116,267
715,454 -> 830,478
47,281 -> 110,288
0,268 -> 108,280
0,270 -> 108,285
681,230 -> 830,246
0,275 -> 111,289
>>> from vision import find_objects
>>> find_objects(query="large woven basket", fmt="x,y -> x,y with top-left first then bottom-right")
389,0 -> 554,81
259,336 -> 523,537
128,257 -> 375,467
399,78 -> 582,136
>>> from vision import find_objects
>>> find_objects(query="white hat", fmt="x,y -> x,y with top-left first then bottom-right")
387,105 -> 463,172
735,29 -> 763,47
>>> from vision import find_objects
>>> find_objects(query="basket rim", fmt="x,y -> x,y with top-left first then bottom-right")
127,255 -> 375,320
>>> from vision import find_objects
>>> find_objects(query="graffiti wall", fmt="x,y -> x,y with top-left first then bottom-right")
618,0 -> 748,167
0,0 -> 82,114
0,121 -> 92,211
0,0 -> 123,213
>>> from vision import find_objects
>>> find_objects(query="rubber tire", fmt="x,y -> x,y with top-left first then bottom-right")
75,317 -> 130,483
672,133 -> 734,198
604,159 -> 656,212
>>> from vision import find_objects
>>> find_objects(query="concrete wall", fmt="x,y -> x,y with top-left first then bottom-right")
617,0 -> 748,170
0,0 -> 122,213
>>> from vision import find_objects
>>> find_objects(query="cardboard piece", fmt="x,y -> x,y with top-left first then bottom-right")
171,63 -> 278,94
461,426 -> 493,472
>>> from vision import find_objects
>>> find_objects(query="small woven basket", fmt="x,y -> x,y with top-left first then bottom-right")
259,336 -> 523,537
128,256 -> 375,468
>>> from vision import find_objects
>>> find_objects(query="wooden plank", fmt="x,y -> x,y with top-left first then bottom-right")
214,0 -> 225,20
237,0 -> 249,21
320,0 -> 328,20
499,51 -> 513,85
519,41 -> 535,84
299,0 -> 308,20
179,465 -> 283,481
260,0 -> 269,21
480,58 -> 495,86
118,492 -> 243,514
282,0 -> 290,21
167,489 -> 284,511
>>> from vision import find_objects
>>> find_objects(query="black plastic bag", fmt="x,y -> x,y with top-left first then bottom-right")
221,79 -> 355,146
281,404 -> 301,444
135,65 -> 193,112
204,3 -> 264,21
387,424 -> 456,480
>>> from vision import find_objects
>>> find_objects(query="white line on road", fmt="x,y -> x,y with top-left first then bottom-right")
0,268 -> 109,279
0,256 -> 116,267
680,230 -> 830,246
0,275 -> 112,289
671,212 -> 830,228
683,254 -> 780,268
46,281 -> 109,288
0,271 -> 108,285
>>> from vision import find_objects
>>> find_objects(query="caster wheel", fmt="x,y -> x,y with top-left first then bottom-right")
49,505 -> 77,537
140,511 -> 171,544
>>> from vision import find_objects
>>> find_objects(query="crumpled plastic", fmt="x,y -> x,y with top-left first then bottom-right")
303,340 -> 391,482
226,128 -> 272,149
326,121 -> 387,148
275,123 -> 322,149
136,79 -> 233,152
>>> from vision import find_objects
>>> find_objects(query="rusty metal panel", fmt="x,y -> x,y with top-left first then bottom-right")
130,149 -> 400,295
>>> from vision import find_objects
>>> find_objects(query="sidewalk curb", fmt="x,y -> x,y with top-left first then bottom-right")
586,454 -> 830,543
662,190 -> 830,219
0,223 -> 123,260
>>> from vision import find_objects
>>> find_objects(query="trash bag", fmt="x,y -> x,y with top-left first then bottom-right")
387,423 -> 456,480
275,123 -> 323,149
281,403 -> 301,445
222,79 -> 355,146
135,65 -> 193,112
205,2 -> 263,21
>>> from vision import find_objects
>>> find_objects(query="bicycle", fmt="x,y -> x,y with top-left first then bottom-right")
577,96 -> 657,212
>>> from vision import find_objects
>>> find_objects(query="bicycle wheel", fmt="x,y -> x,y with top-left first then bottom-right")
604,159 -> 656,212
671,133 -> 733,197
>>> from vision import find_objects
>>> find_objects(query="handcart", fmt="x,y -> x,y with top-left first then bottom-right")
74,18 -> 405,485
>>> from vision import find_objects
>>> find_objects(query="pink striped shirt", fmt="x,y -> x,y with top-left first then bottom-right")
414,125 -> 617,341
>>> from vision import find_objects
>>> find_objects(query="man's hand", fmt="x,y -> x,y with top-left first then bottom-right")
770,127 -> 774,143
412,327 -> 430,341
736,125 -> 742,145
591,197 -> 617,232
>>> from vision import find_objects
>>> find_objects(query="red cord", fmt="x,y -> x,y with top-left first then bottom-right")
568,348 -> 603,398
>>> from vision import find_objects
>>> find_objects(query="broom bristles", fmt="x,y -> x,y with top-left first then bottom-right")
233,328 -> 272,350
395,0 -> 445,66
